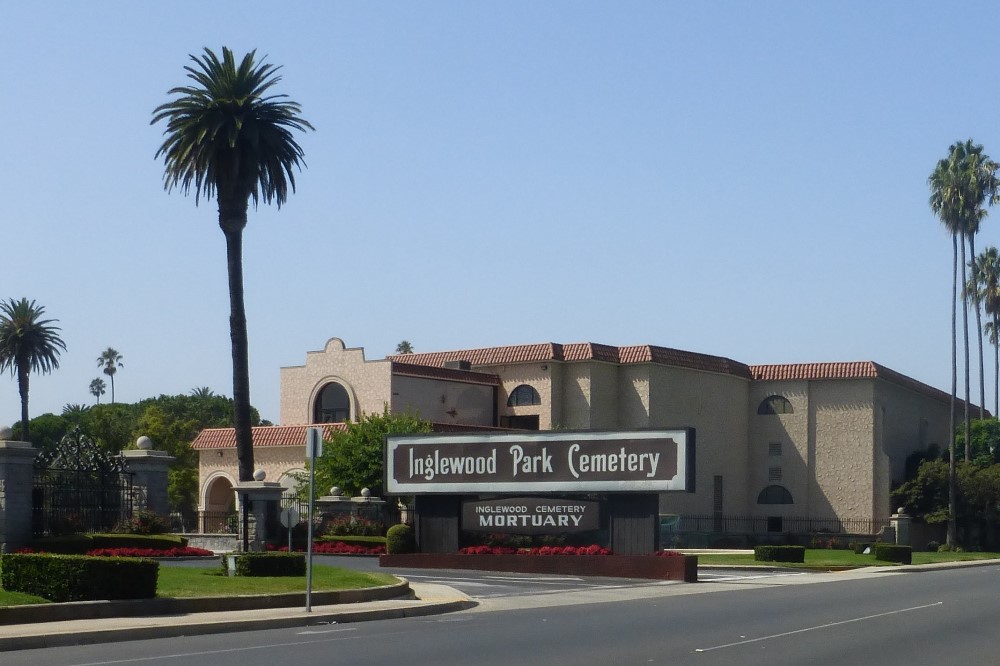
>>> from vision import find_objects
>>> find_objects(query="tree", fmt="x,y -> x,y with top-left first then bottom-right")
970,247 -> 1000,416
0,298 -> 66,440
312,407 -> 431,497
97,347 -> 124,403
395,340 -> 414,355
89,377 -> 107,404
190,386 -> 215,398
152,47 -> 313,482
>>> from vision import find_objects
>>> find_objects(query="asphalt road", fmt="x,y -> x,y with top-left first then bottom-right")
6,563 -> 999,665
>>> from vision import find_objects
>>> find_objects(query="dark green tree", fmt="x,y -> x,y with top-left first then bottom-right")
0,298 -> 67,440
152,47 -> 313,482
312,407 -> 431,497
395,340 -> 414,355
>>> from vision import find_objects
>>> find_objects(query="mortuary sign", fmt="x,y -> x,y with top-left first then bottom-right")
385,429 -> 694,494
463,497 -> 600,534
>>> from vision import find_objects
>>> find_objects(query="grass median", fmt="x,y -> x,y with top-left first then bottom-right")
0,562 -> 398,607
695,549 -> 1000,568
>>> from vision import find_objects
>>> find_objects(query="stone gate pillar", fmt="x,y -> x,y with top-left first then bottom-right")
0,440 -> 37,553
233,479 -> 285,552
122,438 -> 175,517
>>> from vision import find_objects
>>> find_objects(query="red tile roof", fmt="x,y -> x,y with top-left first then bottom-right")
191,424 -> 346,450
389,343 -> 752,378
749,362 -> 985,413
391,362 -> 500,385
192,421 -> 512,450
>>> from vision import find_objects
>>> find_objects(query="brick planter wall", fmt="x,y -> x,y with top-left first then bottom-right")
379,553 -> 697,582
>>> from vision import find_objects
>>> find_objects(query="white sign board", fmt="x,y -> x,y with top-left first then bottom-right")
306,427 -> 323,459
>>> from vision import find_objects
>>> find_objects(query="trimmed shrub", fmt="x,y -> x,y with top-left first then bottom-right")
753,545 -> 805,563
874,544 -> 912,564
386,524 -> 416,554
926,541 -> 940,552
113,510 -> 173,535
0,553 -> 158,602
227,552 -> 306,577
29,533 -> 188,554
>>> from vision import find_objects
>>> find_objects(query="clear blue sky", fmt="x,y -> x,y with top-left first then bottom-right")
3,2 -> 999,427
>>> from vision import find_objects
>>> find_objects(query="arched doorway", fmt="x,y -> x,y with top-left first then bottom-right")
201,474 -> 236,533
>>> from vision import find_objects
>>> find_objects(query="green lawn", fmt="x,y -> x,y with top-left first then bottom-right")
695,549 -> 1000,568
0,563 -> 398,607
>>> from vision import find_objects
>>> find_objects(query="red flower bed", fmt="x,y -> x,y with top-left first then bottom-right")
654,550 -> 684,557
267,542 -> 386,555
459,544 -> 611,556
85,546 -> 215,558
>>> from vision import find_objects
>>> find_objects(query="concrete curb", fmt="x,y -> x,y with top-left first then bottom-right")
0,580 -> 413,625
0,597 -> 478,652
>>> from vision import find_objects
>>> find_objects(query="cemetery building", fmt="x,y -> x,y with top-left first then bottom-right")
194,337 -> 965,537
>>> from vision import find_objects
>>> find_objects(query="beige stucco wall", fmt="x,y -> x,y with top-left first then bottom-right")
810,380 -> 876,521
748,381 -> 810,519
650,367 -> 749,517
873,379 -> 952,520
279,338 -> 394,424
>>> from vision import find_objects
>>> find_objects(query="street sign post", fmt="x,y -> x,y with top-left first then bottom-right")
305,427 -> 322,612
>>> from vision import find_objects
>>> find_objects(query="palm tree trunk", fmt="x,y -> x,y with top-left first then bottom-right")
220,200 -> 255,483
961,231 -> 971,461
949,233 -> 958,548
970,235 -> 986,420
110,374 -> 115,404
17,362 -> 30,441
995,313 -> 999,418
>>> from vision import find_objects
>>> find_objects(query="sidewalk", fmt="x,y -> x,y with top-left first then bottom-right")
0,582 -> 475,652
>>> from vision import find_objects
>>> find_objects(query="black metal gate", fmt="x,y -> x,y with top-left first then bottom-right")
32,428 -> 134,536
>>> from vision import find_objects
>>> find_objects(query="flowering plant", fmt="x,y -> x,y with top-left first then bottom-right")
267,541 -> 385,555
85,546 -> 214,558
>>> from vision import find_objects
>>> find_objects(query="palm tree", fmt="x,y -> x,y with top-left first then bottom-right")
0,298 -> 66,440
930,140 -> 999,458
97,347 -> 124,403
190,386 -> 216,398
89,377 -> 107,404
152,47 -> 312,482
929,142 -> 968,547
973,247 -> 1000,417
395,340 -> 414,354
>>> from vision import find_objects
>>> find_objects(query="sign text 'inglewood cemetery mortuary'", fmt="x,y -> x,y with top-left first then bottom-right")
384,429 -> 694,494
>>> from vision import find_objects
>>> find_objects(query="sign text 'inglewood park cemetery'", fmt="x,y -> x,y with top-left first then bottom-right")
384,430 -> 694,494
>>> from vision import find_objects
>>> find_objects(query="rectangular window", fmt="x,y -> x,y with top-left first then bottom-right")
768,467 -> 782,482
769,442 -> 782,456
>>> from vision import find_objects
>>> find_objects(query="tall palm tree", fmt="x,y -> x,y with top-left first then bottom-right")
97,347 -> 124,403
930,143 -> 968,547
973,246 -> 1000,417
957,143 -> 1000,427
0,298 -> 66,441
89,377 -> 106,404
152,47 -> 312,482
190,386 -> 216,399
395,340 -> 414,354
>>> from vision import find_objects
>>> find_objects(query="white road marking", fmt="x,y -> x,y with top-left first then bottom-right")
694,601 -> 944,652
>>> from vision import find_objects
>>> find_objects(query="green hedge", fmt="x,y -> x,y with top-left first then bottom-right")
386,524 -> 416,554
0,554 -> 158,602
225,552 -> 306,577
753,545 -> 805,563
874,544 -> 912,564
30,534 -> 187,554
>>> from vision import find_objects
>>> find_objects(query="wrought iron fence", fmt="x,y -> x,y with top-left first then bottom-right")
31,428 -> 135,537
32,467 -> 134,536
672,514 -> 890,536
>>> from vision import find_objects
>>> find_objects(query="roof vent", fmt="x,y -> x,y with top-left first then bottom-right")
444,359 -> 472,371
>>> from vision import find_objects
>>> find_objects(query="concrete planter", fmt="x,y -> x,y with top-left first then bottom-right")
379,553 -> 697,582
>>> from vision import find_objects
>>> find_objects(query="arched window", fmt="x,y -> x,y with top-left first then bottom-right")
757,395 -> 793,415
757,485 -> 794,504
314,382 -> 351,423
507,384 -> 541,407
